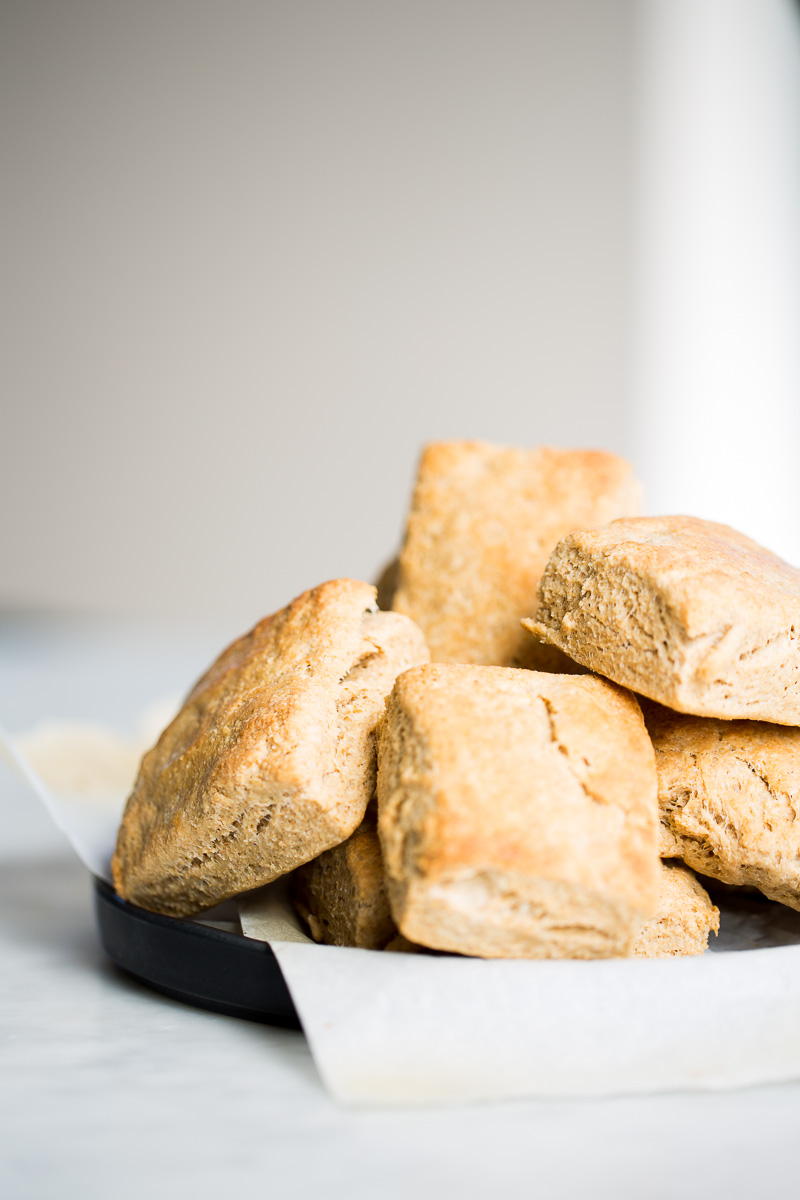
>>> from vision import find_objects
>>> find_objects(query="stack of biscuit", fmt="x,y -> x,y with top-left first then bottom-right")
113,440 -> 800,960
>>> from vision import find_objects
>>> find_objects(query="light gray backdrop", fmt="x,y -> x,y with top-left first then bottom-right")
5,2 -> 800,629
1,0 -> 634,627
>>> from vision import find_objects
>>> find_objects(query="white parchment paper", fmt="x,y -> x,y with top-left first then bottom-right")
7,715 -> 800,1106
238,881 -> 800,1105
0,700 -> 177,880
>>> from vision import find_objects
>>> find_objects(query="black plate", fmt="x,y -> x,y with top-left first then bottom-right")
93,877 -> 301,1028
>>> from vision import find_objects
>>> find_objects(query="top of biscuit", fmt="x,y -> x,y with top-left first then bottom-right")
543,515 -> 800,636
392,441 -> 640,667
526,516 -> 800,723
409,442 -> 640,527
387,662 -> 655,826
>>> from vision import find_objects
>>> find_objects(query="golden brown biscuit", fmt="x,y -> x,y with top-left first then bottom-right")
290,805 -> 397,949
377,664 -> 659,958
525,515 -> 800,724
632,860 -> 719,957
391,441 -> 640,668
644,702 -> 800,909
112,580 -> 429,916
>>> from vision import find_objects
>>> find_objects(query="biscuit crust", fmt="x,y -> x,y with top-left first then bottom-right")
112,580 -> 429,916
291,805 -> 397,949
632,860 -> 719,957
525,515 -> 800,724
645,702 -> 800,910
392,441 -> 640,668
377,664 -> 659,958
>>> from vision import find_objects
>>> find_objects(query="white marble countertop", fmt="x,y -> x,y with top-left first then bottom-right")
2,613 -> 799,1199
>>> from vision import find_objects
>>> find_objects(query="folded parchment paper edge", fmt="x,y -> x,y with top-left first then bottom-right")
0,720 -> 116,880
8,717 -> 800,1107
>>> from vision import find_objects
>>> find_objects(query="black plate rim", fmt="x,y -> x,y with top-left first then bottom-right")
93,876 -> 301,1028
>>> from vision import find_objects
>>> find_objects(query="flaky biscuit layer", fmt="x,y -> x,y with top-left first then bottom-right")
291,805 -> 397,949
526,515 -> 800,723
632,860 -> 719,957
644,701 -> 800,910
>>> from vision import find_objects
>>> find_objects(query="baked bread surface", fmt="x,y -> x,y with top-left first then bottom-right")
377,663 -> 659,958
632,860 -> 719,957
392,441 -> 640,668
112,579 -> 429,916
291,805 -> 397,949
645,701 -> 800,909
525,515 -> 800,723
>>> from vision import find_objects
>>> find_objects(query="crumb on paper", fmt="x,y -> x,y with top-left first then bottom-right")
15,695 -> 179,806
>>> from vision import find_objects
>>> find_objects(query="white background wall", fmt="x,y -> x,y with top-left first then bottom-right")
3,1 -> 799,630
0,0 -> 634,627
633,0 -> 800,566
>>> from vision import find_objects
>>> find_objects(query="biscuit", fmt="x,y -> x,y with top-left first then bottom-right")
377,664 -> 659,958
525,515 -> 800,724
112,580 -> 429,916
290,805 -> 397,949
644,702 -> 800,910
391,441 -> 640,668
632,860 -> 719,957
